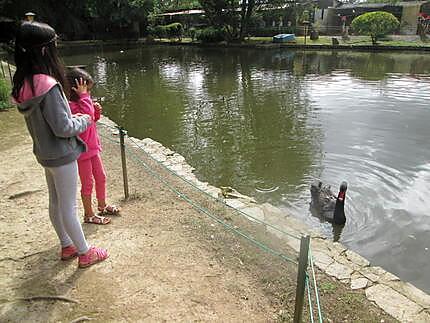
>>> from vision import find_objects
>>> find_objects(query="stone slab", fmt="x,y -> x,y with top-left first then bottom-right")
325,261 -> 354,280
241,206 -> 265,223
351,277 -> 369,290
366,284 -> 424,322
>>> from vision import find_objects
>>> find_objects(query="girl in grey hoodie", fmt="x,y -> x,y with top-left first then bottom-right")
13,21 -> 108,268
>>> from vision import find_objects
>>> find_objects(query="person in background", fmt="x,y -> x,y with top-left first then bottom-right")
24,12 -> 35,22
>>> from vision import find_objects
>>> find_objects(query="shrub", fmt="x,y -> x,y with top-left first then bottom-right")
195,27 -> 226,43
148,25 -> 166,39
188,27 -> 197,41
351,11 -> 400,45
148,23 -> 183,41
165,23 -> 183,41
0,77 -> 12,110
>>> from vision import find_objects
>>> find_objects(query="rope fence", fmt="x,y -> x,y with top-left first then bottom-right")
97,121 -> 323,322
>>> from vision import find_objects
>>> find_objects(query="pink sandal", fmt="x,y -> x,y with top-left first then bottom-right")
78,246 -> 109,268
61,245 -> 78,260
84,214 -> 111,225
98,204 -> 120,216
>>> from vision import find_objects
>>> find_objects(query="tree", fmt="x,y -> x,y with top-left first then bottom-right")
351,11 -> 400,45
199,0 -> 285,41
238,0 -> 285,40
0,0 -> 154,40
198,0 -> 240,41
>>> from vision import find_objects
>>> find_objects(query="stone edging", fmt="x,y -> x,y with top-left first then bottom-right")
56,39 -> 430,53
150,41 -> 430,53
101,117 -> 430,322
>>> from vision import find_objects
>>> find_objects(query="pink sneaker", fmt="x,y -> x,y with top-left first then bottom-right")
78,246 -> 109,268
61,245 -> 78,260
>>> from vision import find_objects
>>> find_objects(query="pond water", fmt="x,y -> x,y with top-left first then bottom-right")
64,45 -> 430,294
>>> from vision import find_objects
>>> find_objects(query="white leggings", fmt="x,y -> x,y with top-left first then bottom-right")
44,161 -> 89,254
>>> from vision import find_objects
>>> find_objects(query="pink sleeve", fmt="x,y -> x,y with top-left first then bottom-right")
72,93 -> 95,120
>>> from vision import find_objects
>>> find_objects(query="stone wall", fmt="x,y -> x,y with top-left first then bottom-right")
401,4 -> 420,35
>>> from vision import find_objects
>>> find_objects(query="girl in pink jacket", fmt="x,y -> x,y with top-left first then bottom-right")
67,67 -> 120,225
13,22 -> 108,268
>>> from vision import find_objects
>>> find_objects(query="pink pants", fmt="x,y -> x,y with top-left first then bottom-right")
77,154 -> 106,200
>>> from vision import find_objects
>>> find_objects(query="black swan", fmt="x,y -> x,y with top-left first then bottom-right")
310,181 -> 348,225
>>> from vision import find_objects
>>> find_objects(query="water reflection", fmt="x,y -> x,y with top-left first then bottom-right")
63,46 -> 430,293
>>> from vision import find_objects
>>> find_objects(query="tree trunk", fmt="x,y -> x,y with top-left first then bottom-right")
239,0 -> 255,41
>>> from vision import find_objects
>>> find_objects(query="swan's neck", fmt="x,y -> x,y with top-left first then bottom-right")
333,192 -> 346,225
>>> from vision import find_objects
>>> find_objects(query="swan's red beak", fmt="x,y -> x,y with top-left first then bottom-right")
337,191 -> 346,202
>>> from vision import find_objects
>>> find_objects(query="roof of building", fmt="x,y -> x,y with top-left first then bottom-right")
156,2 -> 308,16
156,9 -> 204,16
337,1 -> 428,9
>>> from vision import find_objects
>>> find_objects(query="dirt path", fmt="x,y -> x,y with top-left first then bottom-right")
0,109 -> 395,322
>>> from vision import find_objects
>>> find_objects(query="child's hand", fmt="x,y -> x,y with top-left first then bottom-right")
94,102 -> 103,114
71,78 -> 88,95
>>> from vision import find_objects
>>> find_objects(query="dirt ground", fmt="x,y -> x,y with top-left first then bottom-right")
0,109 -> 396,322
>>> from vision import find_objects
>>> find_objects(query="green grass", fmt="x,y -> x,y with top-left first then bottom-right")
319,281 -> 338,293
246,35 -> 430,47
0,77 -> 12,110
152,35 -> 430,48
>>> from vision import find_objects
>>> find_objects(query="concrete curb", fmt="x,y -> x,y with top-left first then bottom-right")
57,39 -> 430,53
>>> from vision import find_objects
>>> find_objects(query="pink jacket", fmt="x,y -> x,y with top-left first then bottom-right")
69,93 -> 101,161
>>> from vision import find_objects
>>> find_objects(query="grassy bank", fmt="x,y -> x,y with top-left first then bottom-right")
52,34 -> 430,53
247,35 -> 430,47
140,35 -> 430,51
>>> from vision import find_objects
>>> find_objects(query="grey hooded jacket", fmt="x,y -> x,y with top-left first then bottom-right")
17,84 -> 90,167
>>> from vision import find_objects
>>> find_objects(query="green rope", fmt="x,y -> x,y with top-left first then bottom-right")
125,135 -> 301,241
306,275 -> 315,323
309,247 -> 323,323
97,123 -> 300,240
97,121 -> 325,321
97,126 -> 300,240
120,138 -> 299,265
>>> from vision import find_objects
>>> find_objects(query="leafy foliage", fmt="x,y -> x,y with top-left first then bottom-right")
149,23 -> 183,40
351,11 -> 400,45
0,77 -> 12,110
153,0 -> 201,12
198,0 -> 287,41
0,0 -> 153,40
195,27 -> 226,42
198,0 -> 240,41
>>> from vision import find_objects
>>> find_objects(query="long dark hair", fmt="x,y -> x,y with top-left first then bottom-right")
12,21 -> 67,100
66,67 -> 94,102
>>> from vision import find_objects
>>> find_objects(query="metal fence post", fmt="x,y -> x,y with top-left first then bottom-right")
118,127 -> 129,200
294,235 -> 310,323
